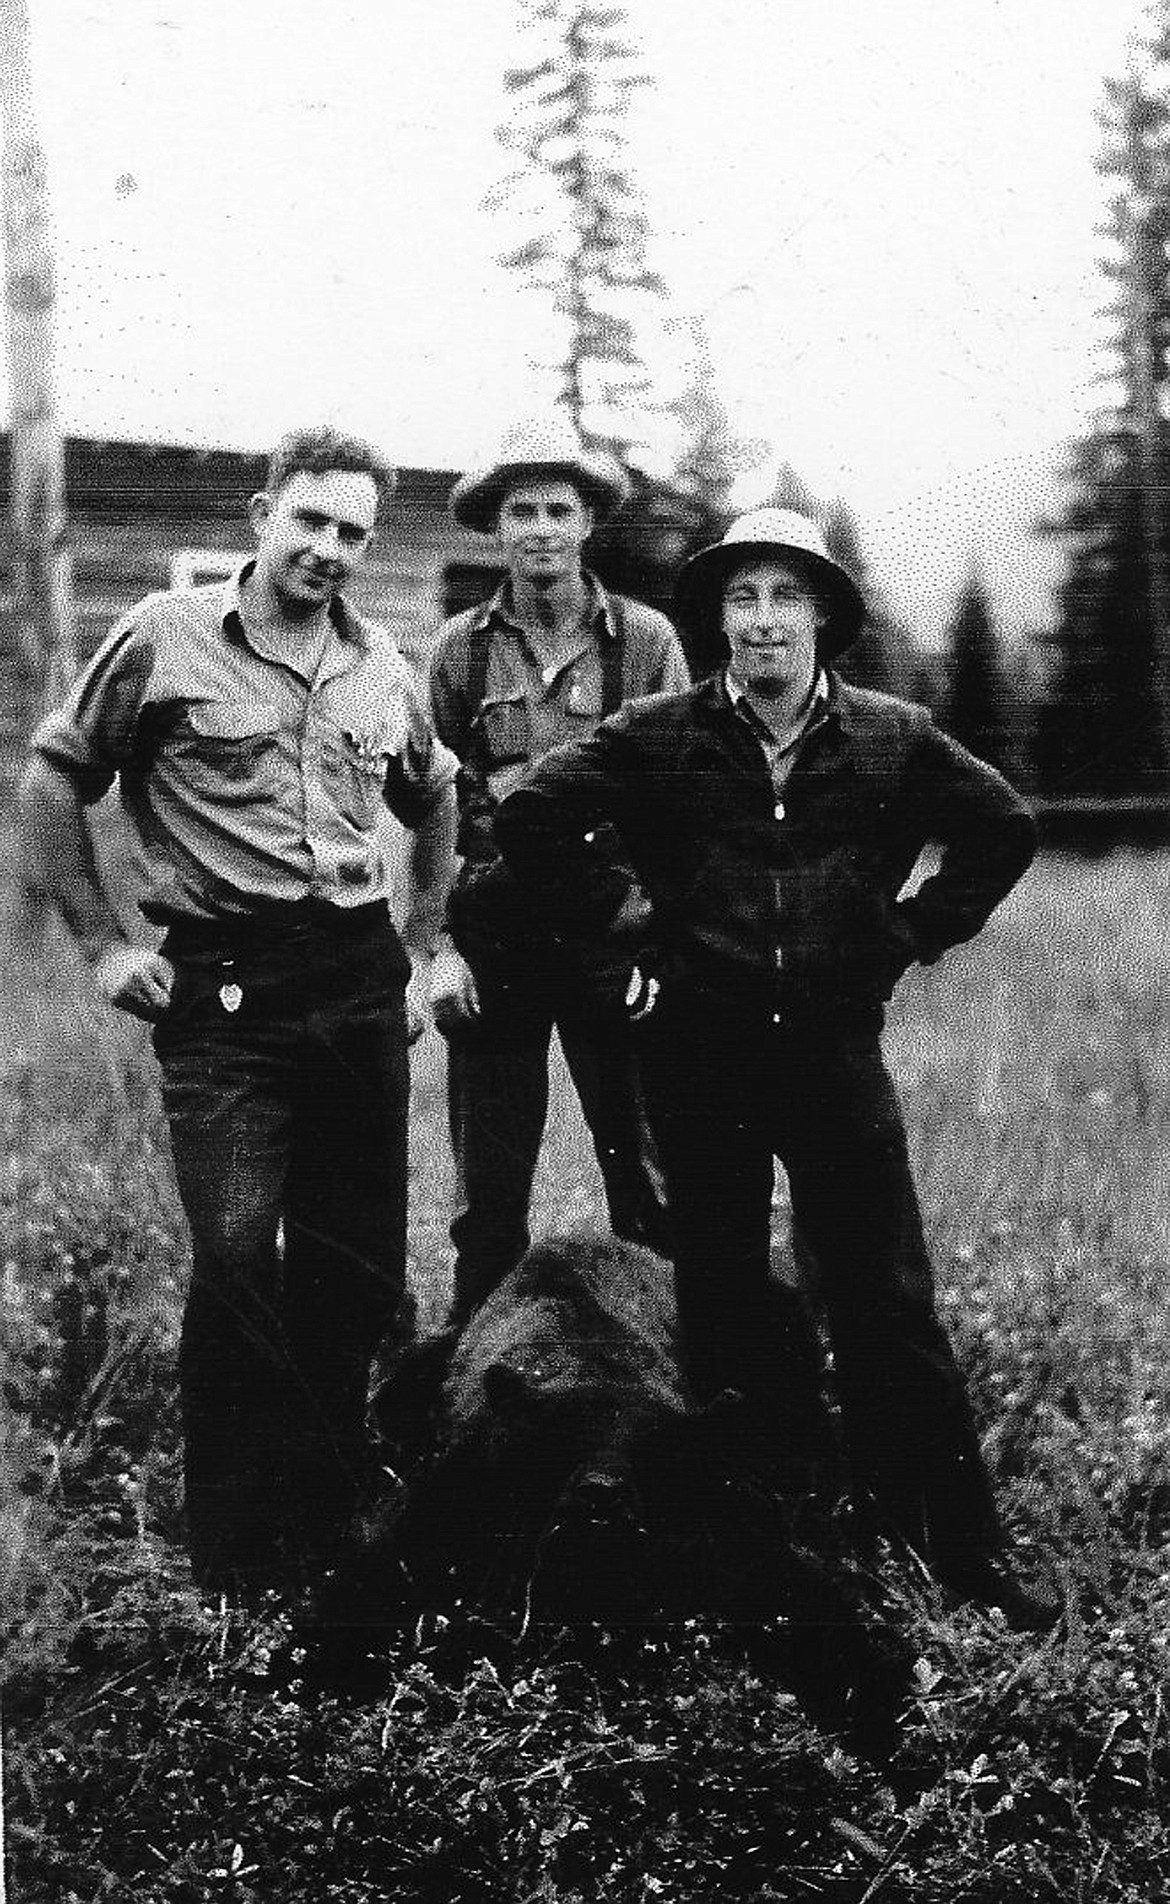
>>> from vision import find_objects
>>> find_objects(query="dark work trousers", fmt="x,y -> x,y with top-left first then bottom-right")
443,951 -> 670,1321
641,1010 -> 1005,1573
152,903 -> 410,1598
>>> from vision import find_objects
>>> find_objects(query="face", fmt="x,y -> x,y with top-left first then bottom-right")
494,478 -> 594,586
249,468 -> 378,617
721,557 -> 822,702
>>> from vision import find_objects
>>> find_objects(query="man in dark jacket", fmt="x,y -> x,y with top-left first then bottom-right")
428,420 -> 687,1326
494,507 -> 1056,1629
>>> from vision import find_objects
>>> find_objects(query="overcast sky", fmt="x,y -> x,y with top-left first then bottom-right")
10,0 -> 1152,639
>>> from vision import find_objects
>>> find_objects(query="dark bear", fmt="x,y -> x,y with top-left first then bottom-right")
323,1234 -> 910,1760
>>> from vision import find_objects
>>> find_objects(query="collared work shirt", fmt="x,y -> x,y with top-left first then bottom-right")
725,669 -> 830,812
32,566 -> 457,925
724,670 -> 832,977
430,572 -> 688,869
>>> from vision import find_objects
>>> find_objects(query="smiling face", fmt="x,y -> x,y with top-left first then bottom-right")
494,477 -> 594,589
249,467 -> 379,620
721,557 -> 822,704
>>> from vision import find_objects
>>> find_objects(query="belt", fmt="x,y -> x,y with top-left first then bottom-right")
162,897 -> 388,958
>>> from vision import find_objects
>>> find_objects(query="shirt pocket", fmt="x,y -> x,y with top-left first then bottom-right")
562,676 -> 605,724
176,701 -> 281,806
474,695 -> 531,768
323,720 -> 394,831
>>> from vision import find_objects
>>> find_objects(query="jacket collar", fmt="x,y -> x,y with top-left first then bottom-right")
696,666 -> 851,731
723,666 -> 830,741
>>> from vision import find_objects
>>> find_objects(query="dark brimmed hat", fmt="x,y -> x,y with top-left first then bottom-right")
450,418 -> 630,533
674,507 -> 866,660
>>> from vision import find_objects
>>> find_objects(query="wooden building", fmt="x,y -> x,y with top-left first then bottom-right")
0,434 -> 500,776
0,435 -> 706,781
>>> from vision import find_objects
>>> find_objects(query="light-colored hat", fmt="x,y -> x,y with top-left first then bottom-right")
450,417 -> 630,533
674,507 -> 866,660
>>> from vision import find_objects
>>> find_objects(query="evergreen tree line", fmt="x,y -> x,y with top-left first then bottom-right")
493,1 -> 1170,820
1032,23 -> 1170,810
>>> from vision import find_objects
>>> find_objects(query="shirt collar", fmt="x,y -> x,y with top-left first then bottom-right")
724,666 -> 829,738
221,559 -> 368,649
471,568 -> 617,643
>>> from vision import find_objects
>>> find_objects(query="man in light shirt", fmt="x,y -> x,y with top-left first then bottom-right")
19,425 -> 458,1604
427,420 -> 688,1327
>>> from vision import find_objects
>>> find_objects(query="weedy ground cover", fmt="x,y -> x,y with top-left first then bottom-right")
3,848 -> 1170,1901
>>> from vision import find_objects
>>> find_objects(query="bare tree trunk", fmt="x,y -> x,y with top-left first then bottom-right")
0,0 -> 76,718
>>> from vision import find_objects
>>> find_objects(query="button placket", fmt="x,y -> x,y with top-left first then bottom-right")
770,785 -> 786,1023
301,697 -> 333,873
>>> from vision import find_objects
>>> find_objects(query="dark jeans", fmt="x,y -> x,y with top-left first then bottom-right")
153,903 -> 410,1596
642,1011 -> 1004,1571
444,953 -> 669,1319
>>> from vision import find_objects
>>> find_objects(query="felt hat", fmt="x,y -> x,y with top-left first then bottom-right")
450,418 -> 630,533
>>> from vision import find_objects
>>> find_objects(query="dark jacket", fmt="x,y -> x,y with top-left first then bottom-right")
494,673 -> 1037,1031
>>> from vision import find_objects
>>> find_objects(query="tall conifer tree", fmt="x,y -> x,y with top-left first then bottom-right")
491,1 -> 666,463
1037,48 -> 1170,798
943,572 -> 1007,770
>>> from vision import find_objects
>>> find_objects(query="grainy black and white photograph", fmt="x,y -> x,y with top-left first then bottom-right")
1,1 -> 1168,1897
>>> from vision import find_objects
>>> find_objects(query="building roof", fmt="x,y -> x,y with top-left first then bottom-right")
0,433 -> 461,521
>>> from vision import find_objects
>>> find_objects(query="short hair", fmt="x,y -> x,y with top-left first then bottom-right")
264,426 -> 398,515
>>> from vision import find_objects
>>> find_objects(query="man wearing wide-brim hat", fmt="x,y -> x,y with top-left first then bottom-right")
428,419 -> 689,1326
448,427 -> 633,535
495,504 -> 1057,1631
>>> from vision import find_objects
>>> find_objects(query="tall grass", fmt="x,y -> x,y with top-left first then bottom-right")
4,850 -> 1170,1900
888,860 -> 1170,1555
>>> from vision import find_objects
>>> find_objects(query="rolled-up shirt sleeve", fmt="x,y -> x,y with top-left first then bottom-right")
382,658 -> 459,828
655,626 -> 690,696
31,618 -> 154,804
427,631 -> 474,759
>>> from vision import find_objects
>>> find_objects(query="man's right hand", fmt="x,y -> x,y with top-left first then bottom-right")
430,943 -> 481,1033
94,943 -> 175,1021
